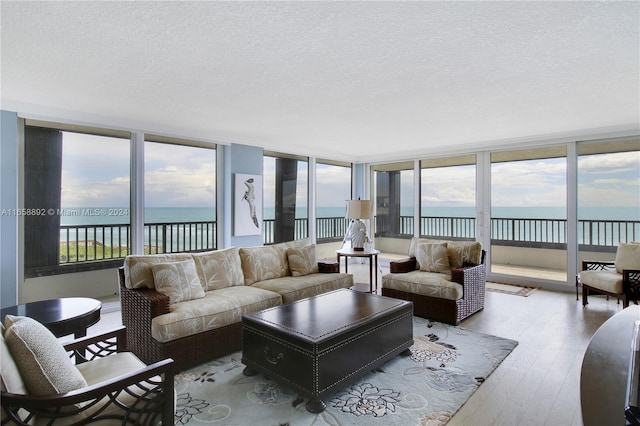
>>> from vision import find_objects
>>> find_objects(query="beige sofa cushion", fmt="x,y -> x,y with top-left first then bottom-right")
382,271 -> 463,300
192,247 -> 244,290
239,245 -> 289,285
151,286 -> 282,343
152,259 -> 205,304
287,245 -> 319,277
252,273 -> 354,304
416,242 -> 450,273
124,253 -> 193,289
615,243 -> 640,274
3,315 -> 87,395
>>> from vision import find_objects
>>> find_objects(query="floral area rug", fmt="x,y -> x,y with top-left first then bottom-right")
174,317 -> 517,425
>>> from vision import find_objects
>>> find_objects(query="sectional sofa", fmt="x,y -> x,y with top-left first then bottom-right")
119,238 -> 353,371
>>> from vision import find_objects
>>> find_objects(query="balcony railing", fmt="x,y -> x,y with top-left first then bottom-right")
59,216 -> 639,264
59,221 -> 217,264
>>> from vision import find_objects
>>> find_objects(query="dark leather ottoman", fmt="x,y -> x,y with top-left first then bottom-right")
241,288 -> 413,413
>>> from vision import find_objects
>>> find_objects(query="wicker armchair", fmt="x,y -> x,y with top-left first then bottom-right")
383,252 -> 486,325
381,238 -> 486,325
1,326 -> 174,425
579,243 -> 640,308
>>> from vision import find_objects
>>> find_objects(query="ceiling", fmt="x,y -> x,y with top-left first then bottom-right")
1,1 -> 639,163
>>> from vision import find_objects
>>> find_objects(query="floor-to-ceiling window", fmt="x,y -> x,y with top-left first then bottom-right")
144,136 -> 216,254
420,155 -> 477,240
23,120 -> 131,276
577,138 -> 640,264
263,152 -> 308,244
315,160 -> 351,242
490,147 -> 567,282
372,162 -> 414,254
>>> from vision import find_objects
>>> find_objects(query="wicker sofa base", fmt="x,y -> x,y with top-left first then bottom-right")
381,288 -> 483,325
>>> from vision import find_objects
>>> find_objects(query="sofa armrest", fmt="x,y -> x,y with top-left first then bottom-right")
389,257 -> 417,273
318,260 -> 339,273
118,267 -> 170,365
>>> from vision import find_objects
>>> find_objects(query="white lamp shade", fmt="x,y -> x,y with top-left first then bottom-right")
345,200 -> 373,220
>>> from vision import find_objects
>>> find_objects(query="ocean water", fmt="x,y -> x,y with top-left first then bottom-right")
60,205 -> 639,226
59,205 -> 638,247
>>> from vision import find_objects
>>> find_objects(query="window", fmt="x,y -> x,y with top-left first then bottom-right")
263,152 -> 308,244
420,155 -> 476,240
577,139 -> 640,262
315,161 -> 352,241
24,121 -> 131,277
490,147 -> 567,281
144,136 -> 216,254
372,162 -> 414,238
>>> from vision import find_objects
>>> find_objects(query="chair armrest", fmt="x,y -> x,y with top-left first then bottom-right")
64,326 -> 127,363
623,269 -> 640,296
1,358 -> 175,426
389,257 -> 416,273
581,260 -> 615,272
318,260 -> 339,273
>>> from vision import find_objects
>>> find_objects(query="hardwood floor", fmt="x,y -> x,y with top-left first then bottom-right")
87,263 -> 622,426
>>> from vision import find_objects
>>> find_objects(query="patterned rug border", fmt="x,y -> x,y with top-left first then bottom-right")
486,282 -> 539,297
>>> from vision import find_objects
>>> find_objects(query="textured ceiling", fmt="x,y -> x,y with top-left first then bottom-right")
1,1 -> 639,162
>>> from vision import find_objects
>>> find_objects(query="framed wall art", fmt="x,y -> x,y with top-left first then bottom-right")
234,173 -> 262,236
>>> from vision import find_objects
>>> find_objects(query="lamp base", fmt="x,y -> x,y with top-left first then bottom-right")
353,247 -> 365,251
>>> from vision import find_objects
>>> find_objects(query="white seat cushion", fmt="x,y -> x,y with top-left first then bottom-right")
580,270 -> 623,294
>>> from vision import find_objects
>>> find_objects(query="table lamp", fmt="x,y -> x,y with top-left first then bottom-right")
345,199 -> 373,251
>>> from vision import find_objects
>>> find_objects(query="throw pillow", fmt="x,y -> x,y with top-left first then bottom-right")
416,242 -> 451,273
152,259 -> 205,304
615,242 -> 640,274
192,247 -> 244,291
287,245 -> 320,277
3,315 -> 87,395
124,253 -> 193,289
239,245 -> 288,285
446,241 -> 483,268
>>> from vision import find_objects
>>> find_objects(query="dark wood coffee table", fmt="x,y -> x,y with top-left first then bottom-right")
241,289 -> 413,413
1,297 -> 102,338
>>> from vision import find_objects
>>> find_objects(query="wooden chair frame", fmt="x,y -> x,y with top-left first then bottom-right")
1,326 -> 174,425
580,260 -> 640,308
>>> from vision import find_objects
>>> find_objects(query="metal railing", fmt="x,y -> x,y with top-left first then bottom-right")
59,216 -> 639,264
59,221 -> 217,263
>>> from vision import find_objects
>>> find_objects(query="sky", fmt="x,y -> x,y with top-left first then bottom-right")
60,131 -> 639,219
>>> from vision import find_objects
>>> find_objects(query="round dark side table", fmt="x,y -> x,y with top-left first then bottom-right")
1,297 -> 102,338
